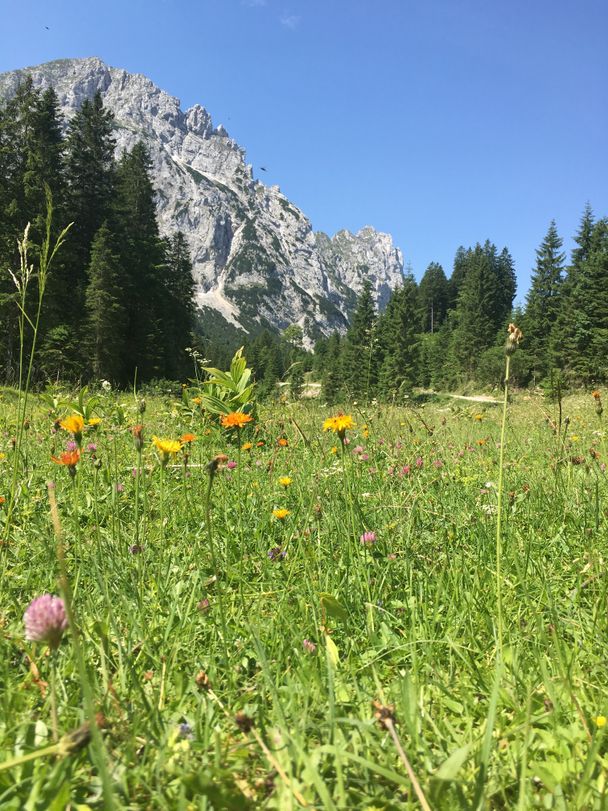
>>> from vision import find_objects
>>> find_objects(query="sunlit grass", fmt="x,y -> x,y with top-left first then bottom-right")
0,388 -> 606,808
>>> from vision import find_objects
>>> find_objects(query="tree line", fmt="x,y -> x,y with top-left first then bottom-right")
313,208 -> 608,402
0,79 -> 195,385
1,80 -> 606,396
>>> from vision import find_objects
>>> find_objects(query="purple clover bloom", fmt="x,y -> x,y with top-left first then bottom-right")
302,639 -> 317,653
226,460 -> 237,470
23,594 -> 68,649
360,531 -> 377,545
267,546 -> 287,561
66,440 -> 78,452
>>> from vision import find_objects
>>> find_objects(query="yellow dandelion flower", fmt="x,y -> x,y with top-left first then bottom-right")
272,508 -> 290,520
474,413 -> 484,421
152,436 -> 183,455
88,417 -> 102,427
60,414 -> 85,436
323,413 -> 355,439
192,396 -> 202,405
278,476 -> 292,487
331,446 -> 338,454
595,715 -> 606,728
242,442 -> 253,451
0,452 -> 5,461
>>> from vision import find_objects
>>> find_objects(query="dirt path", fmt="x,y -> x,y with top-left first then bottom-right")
444,393 -> 501,404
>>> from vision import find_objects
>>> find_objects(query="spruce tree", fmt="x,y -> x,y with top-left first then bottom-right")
377,274 -> 420,399
557,219 -> 608,382
449,242 -> 517,379
418,262 -> 449,332
341,280 -> 378,400
321,332 -> 343,404
113,142 -> 165,381
65,91 -> 116,309
85,223 -> 127,383
524,221 -> 565,380
161,232 -> 195,379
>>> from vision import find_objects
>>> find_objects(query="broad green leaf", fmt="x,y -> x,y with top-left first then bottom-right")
319,592 -> 348,622
326,635 -> 340,668
434,743 -> 472,781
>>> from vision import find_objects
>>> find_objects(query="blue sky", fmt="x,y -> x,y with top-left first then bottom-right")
1,0 -> 606,300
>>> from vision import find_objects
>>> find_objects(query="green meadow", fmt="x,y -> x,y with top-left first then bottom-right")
0,384 -> 607,809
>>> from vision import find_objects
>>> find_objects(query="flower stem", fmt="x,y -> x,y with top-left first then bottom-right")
496,353 -> 511,659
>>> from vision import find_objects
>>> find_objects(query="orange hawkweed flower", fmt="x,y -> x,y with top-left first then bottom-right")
51,449 -> 80,476
277,438 -> 289,447
592,390 -> 601,400
220,412 -> 253,429
180,433 -> 197,444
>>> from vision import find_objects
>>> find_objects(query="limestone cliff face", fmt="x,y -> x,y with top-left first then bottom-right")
0,57 -> 405,340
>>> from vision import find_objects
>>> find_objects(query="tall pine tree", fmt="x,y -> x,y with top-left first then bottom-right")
524,220 -> 565,380
85,223 -> 127,383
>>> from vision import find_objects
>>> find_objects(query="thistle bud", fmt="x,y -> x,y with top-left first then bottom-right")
505,323 -> 523,356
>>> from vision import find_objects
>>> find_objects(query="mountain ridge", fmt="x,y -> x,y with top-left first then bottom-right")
0,57 -> 405,342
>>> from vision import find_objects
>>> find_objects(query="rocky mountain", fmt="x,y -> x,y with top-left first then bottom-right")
0,57 -> 404,342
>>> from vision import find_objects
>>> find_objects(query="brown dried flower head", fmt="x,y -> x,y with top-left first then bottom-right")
505,323 -> 523,355
235,711 -> 254,733
372,700 -> 397,729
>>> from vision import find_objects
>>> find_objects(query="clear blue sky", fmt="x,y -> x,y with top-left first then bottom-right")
1,0 -> 606,300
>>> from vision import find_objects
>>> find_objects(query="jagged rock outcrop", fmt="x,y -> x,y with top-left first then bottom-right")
0,57 -> 404,341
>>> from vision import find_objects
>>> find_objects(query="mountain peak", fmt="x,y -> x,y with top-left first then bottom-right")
0,58 -> 404,341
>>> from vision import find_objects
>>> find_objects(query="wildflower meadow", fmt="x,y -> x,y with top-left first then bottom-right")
0,370 -> 607,809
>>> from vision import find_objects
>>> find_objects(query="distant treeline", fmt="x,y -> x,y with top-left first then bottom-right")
312,209 -> 608,402
0,79 -> 195,385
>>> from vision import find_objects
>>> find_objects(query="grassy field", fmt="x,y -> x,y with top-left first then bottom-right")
0,385 -> 607,809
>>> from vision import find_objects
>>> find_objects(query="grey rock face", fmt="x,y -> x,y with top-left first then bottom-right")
0,57 -> 404,341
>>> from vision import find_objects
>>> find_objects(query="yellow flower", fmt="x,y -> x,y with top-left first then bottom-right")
323,413 -> 355,438
221,412 -> 253,429
152,436 -> 183,455
331,446 -> 338,454
570,434 -> 580,442
242,442 -> 253,451
88,417 -> 102,427
278,476 -> 292,487
192,397 -> 202,405
0,452 -> 5,461
596,715 -> 607,728
474,413 -> 484,421
60,414 -> 85,436
272,508 -> 290,520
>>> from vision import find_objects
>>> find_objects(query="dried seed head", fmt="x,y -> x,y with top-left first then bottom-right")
195,670 -> 212,691
372,700 -> 396,729
505,323 -> 523,355
235,711 -> 254,733
207,454 -> 229,476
